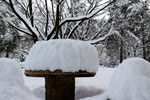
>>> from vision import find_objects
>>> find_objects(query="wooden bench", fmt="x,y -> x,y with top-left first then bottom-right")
25,70 -> 95,100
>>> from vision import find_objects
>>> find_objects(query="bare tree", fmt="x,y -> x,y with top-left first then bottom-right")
2,0 -> 115,42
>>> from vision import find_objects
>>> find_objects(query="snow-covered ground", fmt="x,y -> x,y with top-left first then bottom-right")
24,67 -> 115,100
2,57 -> 150,100
82,57 -> 150,100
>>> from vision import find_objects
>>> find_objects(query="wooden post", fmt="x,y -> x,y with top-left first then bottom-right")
45,75 -> 75,100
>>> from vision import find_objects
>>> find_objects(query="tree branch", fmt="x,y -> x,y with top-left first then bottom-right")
9,0 -> 38,42
59,0 -> 112,27
45,0 -> 49,36
8,22 -> 32,37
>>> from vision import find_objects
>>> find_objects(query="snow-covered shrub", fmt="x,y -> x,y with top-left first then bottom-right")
106,57 -> 150,100
0,58 -> 24,86
0,58 -> 41,100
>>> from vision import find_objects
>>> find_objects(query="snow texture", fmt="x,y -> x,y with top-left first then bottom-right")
0,58 -> 41,100
106,57 -> 150,100
76,67 -> 115,100
25,39 -> 99,72
81,58 -> 150,100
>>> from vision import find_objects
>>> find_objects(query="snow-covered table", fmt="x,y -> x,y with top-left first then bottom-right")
24,39 -> 99,100
25,70 -> 95,100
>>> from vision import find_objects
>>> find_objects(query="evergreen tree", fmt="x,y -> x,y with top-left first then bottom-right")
106,0 -> 150,63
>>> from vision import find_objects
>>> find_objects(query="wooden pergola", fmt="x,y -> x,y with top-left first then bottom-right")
25,70 -> 95,100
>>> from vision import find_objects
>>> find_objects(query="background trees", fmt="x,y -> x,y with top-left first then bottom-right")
1,0 -> 150,66
104,0 -> 150,64
0,0 -> 33,58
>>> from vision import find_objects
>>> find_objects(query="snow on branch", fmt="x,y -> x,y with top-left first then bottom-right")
8,21 -> 32,37
88,26 -> 121,44
125,30 -> 141,44
67,21 -> 83,38
7,0 -> 41,41
59,0 -> 113,27
47,0 -> 114,40
3,0 -> 115,41
91,16 -> 110,40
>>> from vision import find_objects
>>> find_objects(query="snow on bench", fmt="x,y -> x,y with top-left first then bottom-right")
24,39 -> 99,72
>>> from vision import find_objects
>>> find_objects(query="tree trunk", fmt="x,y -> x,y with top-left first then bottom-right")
29,0 -> 34,26
32,35 -> 38,43
6,48 -> 9,58
6,52 -> 9,58
142,35 -> 146,59
45,75 -> 75,100
53,2 -> 60,39
120,40 -> 123,63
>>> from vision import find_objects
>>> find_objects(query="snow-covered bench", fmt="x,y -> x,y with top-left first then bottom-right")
24,39 -> 99,100
0,58 -> 41,100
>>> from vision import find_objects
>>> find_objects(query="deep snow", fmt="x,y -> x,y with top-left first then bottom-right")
82,57 -> 150,100
25,39 -> 99,72
106,57 -> 150,100
0,58 -> 41,100
2,57 -> 150,100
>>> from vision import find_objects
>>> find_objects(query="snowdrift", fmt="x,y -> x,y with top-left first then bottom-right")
107,57 -> 150,100
81,57 -> 150,100
0,58 -> 41,100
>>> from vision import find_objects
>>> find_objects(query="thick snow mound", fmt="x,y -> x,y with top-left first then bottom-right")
107,57 -> 150,100
25,39 -> 99,72
0,58 -> 41,100
0,58 -> 24,86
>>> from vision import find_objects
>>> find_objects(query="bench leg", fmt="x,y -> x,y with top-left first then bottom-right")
45,75 -> 75,100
